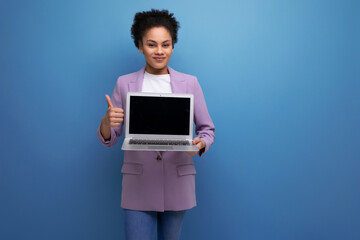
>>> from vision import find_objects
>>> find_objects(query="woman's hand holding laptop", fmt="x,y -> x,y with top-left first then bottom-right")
186,137 -> 206,156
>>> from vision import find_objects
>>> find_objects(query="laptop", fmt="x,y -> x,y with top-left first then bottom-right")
121,92 -> 199,151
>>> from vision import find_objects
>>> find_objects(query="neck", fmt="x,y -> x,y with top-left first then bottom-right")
145,64 -> 169,75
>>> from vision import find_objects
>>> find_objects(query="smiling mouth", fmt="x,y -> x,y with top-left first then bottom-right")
153,57 -> 166,61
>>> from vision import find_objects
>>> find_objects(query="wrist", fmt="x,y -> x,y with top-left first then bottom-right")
201,140 -> 206,150
101,116 -> 109,127
100,118 -> 111,140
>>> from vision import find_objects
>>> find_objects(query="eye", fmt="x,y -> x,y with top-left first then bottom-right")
163,44 -> 170,48
148,44 -> 155,47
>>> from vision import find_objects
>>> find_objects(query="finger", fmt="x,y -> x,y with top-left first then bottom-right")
110,117 -> 124,123
105,94 -> 113,108
108,109 -> 124,115
192,137 -> 201,144
108,112 -> 124,118
112,107 -> 124,113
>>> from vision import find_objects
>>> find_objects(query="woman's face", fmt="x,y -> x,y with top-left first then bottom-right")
139,26 -> 174,75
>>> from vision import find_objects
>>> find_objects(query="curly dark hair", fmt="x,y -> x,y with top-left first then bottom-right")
131,9 -> 180,49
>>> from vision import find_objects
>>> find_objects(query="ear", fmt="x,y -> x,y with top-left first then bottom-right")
139,41 -> 143,54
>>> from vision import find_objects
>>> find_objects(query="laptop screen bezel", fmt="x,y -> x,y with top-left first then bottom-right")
125,92 -> 194,140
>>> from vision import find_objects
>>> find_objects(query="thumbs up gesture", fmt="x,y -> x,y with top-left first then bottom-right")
102,94 -> 124,128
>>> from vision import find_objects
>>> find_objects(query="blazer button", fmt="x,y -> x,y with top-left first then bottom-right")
157,156 -> 162,161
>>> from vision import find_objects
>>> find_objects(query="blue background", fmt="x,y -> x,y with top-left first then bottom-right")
1,0 -> 359,239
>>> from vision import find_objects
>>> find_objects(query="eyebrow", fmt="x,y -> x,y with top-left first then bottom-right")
146,40 -> 171,44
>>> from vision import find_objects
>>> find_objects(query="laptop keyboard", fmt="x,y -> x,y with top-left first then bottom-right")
129,139 -> 190,146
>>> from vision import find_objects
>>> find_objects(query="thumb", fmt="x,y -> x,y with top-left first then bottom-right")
105,94 -> 113,108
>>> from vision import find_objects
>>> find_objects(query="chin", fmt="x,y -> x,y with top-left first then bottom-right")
151,64 -> 167,70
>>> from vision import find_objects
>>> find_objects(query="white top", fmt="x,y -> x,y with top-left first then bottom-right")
141,70 -> 172,93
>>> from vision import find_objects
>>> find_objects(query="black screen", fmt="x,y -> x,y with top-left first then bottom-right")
129,96 -> 190,135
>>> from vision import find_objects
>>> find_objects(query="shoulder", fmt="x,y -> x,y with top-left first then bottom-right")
115,68 -> 143,85
168,66 -> 199,90
169,67 -> 197,80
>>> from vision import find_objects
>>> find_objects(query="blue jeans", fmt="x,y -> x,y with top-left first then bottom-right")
124,209 -> 186,240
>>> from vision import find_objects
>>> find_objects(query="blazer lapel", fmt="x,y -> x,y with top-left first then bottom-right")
128,67 -> 146,92
168,66 -> 187,94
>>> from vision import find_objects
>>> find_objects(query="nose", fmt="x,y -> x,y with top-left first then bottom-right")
155,46 -> 164,55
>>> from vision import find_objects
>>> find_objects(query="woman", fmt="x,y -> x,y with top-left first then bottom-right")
97,9 -> 215,240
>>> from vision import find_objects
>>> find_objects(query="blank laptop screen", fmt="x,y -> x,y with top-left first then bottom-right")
129,96 -> 190,135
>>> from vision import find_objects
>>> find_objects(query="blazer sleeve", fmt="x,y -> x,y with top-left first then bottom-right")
193,77 -> 215,156
96,77 -> 124,148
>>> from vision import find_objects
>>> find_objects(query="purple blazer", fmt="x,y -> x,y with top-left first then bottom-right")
97,66 -> 215,212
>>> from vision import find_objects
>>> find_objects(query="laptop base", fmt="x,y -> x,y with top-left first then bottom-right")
121,139 -> 199,151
